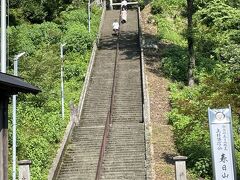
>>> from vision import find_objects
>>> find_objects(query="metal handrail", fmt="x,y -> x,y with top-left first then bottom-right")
95,111 -> 111,179
137,7 -> 144,123
95,10 -> 121,180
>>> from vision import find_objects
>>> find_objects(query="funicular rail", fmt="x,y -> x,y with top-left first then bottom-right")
53,7 -> 146,180
95,8 -> 147,180
95,11 -> 121,180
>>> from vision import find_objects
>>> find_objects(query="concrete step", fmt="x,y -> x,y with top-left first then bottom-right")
56,126 -> 104,179
56,9 -> 145,180
100,123 -> 145,179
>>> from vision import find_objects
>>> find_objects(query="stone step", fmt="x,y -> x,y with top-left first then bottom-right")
56,9 -> 145,180
57,174 -> 96,180
100,172 -> 146,180
56,126 -> 104,179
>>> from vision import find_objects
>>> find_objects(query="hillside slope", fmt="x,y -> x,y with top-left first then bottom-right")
140,5 -> 178,179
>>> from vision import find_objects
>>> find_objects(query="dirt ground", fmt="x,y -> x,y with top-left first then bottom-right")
140,5 -> 178,180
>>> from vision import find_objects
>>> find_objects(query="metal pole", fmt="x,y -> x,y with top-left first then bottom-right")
88,0 -> 91,33
109,0 -> 113,10
60,44 -> 66,120
0,1 -> 7,179
12,52 -> 25,180
12,64 -> 17,180
18,160 -> 32,180
1,0 -> 6,73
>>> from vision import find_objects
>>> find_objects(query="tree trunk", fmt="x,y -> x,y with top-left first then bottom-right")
187,0 -> 195,86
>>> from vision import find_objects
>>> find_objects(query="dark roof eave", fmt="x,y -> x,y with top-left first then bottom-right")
0,72 -> 41,95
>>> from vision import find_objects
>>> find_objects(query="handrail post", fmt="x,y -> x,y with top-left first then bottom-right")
18,160 -> 32,180
173,156 -> 187,180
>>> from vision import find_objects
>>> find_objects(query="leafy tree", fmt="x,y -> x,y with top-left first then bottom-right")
194,0 -> 240,70
20,0 -> 47,23
187,0 -> 195,86
9,0 -> 73,24
151,0 -> 240,177
9,0 -> 21,8
8,3 -> 102,179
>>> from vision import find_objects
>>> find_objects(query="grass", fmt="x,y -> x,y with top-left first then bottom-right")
155,15 -> 186,46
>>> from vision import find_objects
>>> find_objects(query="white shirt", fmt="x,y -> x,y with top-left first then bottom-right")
112,22 -> 119,30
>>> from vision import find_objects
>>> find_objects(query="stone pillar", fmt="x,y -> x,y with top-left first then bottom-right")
18,160 -> 32,180
173,156 -> 187,180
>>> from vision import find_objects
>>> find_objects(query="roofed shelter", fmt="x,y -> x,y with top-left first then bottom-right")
0,72 -> 41,180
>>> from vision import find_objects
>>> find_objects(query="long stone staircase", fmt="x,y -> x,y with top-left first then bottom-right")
100,10 -> 146,180
56,10 -> 119,180
55,9 -> 146,180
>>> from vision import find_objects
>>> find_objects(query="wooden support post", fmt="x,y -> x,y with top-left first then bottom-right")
0,96 -> 9,180
173,156 -> 187,180
18,160 -> 32,180
0,73 -> 40,180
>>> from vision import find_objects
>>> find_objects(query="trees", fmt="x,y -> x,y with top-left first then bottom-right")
8,2 -> 102,179
9,0 -> 73,24
21,0 -> 47,23
171,0 -> 240,178
186,0 -> 195,86
150,0 -> 240,177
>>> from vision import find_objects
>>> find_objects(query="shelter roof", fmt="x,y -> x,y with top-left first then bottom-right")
0,72 -> 41,95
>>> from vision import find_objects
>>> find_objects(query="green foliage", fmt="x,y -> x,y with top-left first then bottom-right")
9,0 -> 73,24
138,0 -> 145,10
14,105 -> 63,179
151,1 -> 164,15
195,0 -> 240,9
155,16 -> 186,45
193,158 -> 211,177
151,0 -> 186,15
9,0 -> 21,8
152,0 -> 187,46
8,4 -> 102,180
169,63 -> 240,177
152,0 -> 240,178
194,0 -> 240,59
56,9 -> 88,27
62,24 -> 94,53
9,8 -> 26,26
64,52 -> 90,82
21,0 -> 47,23
160,45 -> 188,82
155,5 -> 188,82
9,22 -> 62,56
219,44 -> 240,73
58,7 -> 101,53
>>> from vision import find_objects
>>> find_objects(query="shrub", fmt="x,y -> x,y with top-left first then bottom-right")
169,63 -> 240,177
160,45 -> 188,82
8,5 -> 102,179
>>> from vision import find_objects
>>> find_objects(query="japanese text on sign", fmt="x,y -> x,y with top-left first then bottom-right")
208,107 -> 236,179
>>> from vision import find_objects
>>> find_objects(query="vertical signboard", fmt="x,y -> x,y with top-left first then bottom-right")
208,106 -> 236,180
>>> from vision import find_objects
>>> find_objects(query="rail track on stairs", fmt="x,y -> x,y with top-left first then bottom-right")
54,7 -> 147,180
